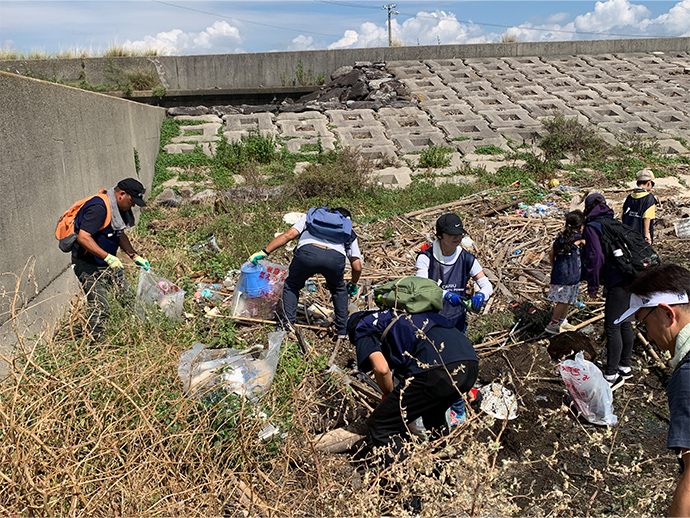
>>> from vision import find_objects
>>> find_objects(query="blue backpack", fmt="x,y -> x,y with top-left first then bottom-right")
305,207 -> 353,244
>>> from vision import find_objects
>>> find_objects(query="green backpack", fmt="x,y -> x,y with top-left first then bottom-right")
373,277 -> 444,314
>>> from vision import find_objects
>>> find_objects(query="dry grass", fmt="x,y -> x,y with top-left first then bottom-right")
0,276 -> 524,516
0,46 -> 159,60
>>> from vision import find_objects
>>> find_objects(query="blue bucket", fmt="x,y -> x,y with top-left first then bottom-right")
239,263 -> 270,298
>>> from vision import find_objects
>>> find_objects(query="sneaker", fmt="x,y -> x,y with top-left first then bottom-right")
449,409 -> 466,426
560,321 -> 578,331
606,374 -> 625,391
545,322 -> 561,335
618,366 -> 633,380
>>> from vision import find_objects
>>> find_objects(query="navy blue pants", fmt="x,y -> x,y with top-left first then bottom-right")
281,244 -> 348,336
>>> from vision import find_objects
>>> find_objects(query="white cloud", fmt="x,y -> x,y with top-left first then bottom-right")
545,13 -> 571,25
323,0 -> 690,50
328,23 -> 388,49
327,11 -> 493,49
122,21 -> 243,55
637,0 -> 690,36
509,0 -> 690,41
573,0 -> 651,34
287,35 -> 316,51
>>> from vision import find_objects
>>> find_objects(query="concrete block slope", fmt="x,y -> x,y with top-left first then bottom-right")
171,45 -> 690,158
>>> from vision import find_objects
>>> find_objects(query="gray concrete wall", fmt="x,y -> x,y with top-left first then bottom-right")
1,37 -> 688,91
0,71 -> 165,370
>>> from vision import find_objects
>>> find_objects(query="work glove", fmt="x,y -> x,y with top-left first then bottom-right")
444,292 -> 462,307
471,293 -> 485,312
248,249 -> 267,265
132,254 -> 150,271
346,281 -> 358,296
104,254 -> 124,270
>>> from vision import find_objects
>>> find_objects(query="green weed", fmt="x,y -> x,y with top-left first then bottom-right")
475,145 -> 506,155
286,147 -> 373,200
539,111 -> 609,161
418,144 -> 453,168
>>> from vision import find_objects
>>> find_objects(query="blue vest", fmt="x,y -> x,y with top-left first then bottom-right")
73,196 -> 121,266
622,191 -> 656,241
420,247 -> 475,330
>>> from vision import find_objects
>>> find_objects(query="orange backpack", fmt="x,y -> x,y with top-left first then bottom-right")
55,191 -> 112,252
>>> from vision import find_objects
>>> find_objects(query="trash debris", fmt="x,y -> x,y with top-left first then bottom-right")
313,428 -> 366,453
307,303 -> 334,322
283,212 -> 307,225
515,202 -> 561,218
194,283 -> 226,303
478,383 -> 518,420
230,260 -> 289,320
223,269 -> 241,289
258,423 -> 282,441
136,271 -> 186,320
327,364 -> 352,384
675,217 -> 690,239
177,330 -> 285,399
558,351 -> 617,426
188,233 -> 222,255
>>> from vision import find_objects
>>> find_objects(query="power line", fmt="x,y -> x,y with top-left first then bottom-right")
151,0 -> 344,39
313,0 -> 666,39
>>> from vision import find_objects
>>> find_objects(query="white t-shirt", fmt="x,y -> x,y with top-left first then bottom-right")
415,247 -> 483,279
292,216 -> 361,260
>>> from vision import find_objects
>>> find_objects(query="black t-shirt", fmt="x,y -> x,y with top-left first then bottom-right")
73,196 -> 121,265
78,203 -> 108,235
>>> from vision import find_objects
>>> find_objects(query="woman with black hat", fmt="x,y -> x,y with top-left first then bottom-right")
415,213 -> 492,425
415,213 -> 493,332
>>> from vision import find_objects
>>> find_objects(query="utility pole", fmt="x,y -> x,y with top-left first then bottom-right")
382,4 -> 398,47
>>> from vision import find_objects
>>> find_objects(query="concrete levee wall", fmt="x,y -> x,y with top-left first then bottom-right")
0,72 -> 165,368
1,37 -> 688,92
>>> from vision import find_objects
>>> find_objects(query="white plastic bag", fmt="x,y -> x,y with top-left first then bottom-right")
479,383 -> 519,420
558,351 -> 617,426
136,271 -> 185,320
177,330 -> 286,399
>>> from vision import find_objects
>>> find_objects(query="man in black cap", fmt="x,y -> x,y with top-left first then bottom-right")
71,178 -> 150,342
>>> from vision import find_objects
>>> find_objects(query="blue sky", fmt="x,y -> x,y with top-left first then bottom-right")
1,0 -> 689,55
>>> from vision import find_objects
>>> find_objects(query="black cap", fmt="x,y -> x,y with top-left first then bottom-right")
117,178 -> 147,207
436,213 -> 465,236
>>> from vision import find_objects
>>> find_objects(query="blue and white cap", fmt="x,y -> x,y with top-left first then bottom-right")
615,291 -> 689,324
